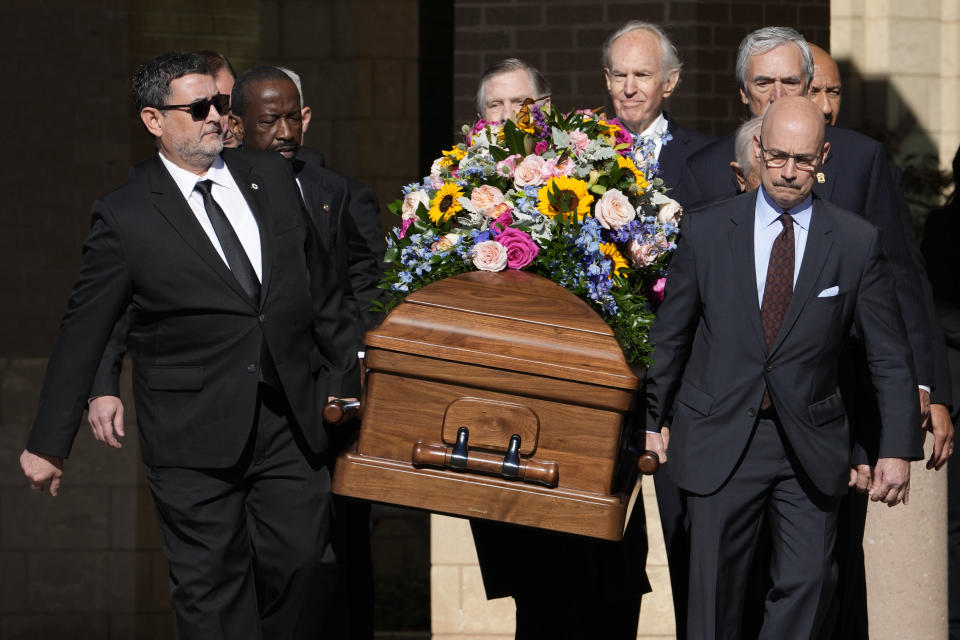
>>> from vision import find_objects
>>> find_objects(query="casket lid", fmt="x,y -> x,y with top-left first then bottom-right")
366,271 -> 639,389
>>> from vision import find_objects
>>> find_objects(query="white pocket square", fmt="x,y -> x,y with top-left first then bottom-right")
818,286 -> 839,298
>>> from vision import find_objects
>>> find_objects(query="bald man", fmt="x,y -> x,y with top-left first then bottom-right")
644,96 -> 921,639
808,44 -> 841,126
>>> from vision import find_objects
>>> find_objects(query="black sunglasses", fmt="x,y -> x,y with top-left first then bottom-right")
155,93 -> 230,120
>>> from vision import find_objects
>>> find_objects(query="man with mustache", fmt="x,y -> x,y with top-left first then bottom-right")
19,52 -> 359,638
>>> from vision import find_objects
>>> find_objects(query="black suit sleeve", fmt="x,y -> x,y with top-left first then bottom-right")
27,206 -> 133,457
88,304 -> 132,398
341,198 -> 384,334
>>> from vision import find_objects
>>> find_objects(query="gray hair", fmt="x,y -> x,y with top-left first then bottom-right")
276,66 -> 305,109
734,116 -> 764,171
736,26 -> 813,92
601,21 -> 682,80
475,58 -> 551,114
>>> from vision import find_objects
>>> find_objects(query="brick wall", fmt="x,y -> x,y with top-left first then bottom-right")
452,0 -> 830,138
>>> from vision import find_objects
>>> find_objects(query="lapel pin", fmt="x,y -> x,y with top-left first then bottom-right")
251,183 -> 259,190
322,203 -> 330,212
815,172 -> 825,184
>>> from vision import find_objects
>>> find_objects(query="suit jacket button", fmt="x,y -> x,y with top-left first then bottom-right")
259,314 -> 266,322
748,408 -> 757,417
247,364 -> 256,373
765,364 -> 773,372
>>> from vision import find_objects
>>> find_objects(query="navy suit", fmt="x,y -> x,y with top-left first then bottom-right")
645,193 -> 921,639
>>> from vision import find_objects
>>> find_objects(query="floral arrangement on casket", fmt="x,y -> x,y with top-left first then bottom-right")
379,101 -> 683,365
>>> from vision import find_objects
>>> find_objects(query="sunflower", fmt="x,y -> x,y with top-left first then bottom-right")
442,146 -> 466,162
617,156 -> 649,191
428,183 -> 464,224
536,176 -> 594,221
600,242 -> 630,280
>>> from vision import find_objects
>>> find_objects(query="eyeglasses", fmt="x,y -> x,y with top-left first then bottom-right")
758,138 -> 820,172
155,94 -> 230,120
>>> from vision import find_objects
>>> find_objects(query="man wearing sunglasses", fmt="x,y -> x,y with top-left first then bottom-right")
18,52 -> 359,639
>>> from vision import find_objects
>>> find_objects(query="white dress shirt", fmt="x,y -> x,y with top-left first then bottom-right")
753,185 -> 811,306
635,112 -> 669,161
158,152 -> 263,282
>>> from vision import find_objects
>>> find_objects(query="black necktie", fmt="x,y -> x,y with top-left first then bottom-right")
759,212 -> 795,409
194,179 -> 260,303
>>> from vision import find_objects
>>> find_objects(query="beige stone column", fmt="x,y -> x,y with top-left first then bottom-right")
831,2 -> 957,638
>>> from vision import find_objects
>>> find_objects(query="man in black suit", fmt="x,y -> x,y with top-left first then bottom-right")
645,96 -> 921,639
602,20 -> 714,638
19,52 -> 359,639
227,65 -> 380,640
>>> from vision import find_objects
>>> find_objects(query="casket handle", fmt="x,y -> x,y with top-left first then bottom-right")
323,399 -> 362,425
636,451 -> 660,475
412,428 -> 559,488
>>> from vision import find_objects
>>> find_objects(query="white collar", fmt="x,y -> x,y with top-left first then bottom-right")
157,152 -> 230,199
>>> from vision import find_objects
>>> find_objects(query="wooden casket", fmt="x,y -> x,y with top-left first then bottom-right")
331,270 -> 641,541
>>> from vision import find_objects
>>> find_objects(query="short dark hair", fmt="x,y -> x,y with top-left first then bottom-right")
475,58 -> 551,114
132,52 -> 211,113
231,65 -> 299,117
196,50 -> 236,80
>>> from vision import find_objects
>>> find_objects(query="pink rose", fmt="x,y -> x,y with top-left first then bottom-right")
470,185 -> 506,218
657,198 -> 682,225
569,130 -> 590,153
471,240 -> 508,272
609,118 -> 634,155
513,155 -> 546,189
496,154 -> 522,178
496,227 -> 540,269
534,140 -> 549,155
627,239 -> 660,267
491,210 -> 514,234
594,189 -> 636,230
650,277 -> 667,304
402,190 -> 430,220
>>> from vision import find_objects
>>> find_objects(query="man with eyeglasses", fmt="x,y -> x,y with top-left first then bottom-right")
18,52 -> 359,639
643,95 -> 921,639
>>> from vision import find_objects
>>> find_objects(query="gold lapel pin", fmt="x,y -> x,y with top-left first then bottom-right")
815,172 -> 825,184
322,203 -> 330,212
251,183 -> 259,190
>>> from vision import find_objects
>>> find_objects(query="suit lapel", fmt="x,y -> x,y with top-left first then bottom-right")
147,156 -> 255,307
727,198 -> 767,351
813,128 -> 838,202
225,152 -> 273,309
768,200 -> 834,355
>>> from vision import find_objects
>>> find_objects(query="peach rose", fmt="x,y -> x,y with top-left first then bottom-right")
594,189 -> 636,230
513,155 -> 546,189
627,239 -> 660,267
471,185 -> 506,218
402,190 -> 430,220
657,198 -> 682,225
471,240 -> 508,272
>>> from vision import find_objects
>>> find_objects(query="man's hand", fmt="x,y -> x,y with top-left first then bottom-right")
848,464 -> 872,493
87,395 -> 125,449
925,403 -> 954,470
869,457 -> 910,506
919,388 -> 931,429
645,430 -> 668,464
20,450 -> 64,496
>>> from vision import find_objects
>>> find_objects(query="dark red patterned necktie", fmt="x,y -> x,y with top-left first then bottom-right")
760,213 -> 794,409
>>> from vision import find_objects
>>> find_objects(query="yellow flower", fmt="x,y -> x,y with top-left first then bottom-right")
428,183 -> 464,224
442,146 -> 466,162
537,176 -> 594,222
617,156 -> 649,191
600,242 -> 629,280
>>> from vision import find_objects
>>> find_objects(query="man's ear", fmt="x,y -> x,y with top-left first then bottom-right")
820,140 -> 831,166
662,68 -> 680,98
140,108 -> 163,138
228,114 -> 244,143
301,106 -> 312,136
602,68 -> 612,92
730,161 -> 747,193
739,86 -> 749,106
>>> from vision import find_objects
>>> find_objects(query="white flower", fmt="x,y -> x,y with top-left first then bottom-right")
657,198 -> 682,225
594,189 -> 636,230
402,190 -> 430,220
